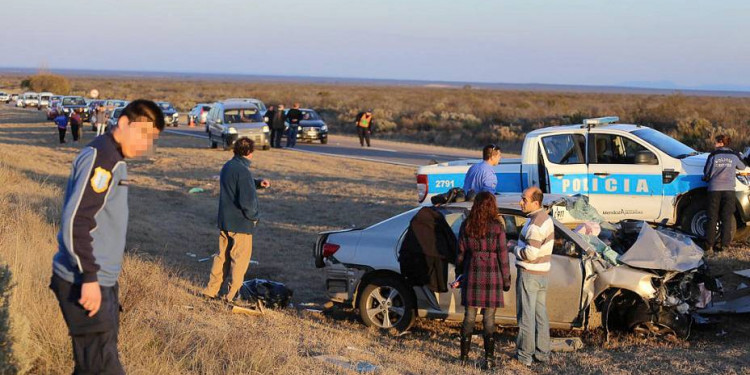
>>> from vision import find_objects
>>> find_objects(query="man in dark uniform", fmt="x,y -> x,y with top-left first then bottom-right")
268,103 -> 285,148
285,103 -> 303,148
50,100 -> 164,374
703,134 -> 746,252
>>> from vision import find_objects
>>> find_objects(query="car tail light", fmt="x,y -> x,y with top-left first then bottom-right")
417,174 -> 428,202
322,243 -> 340,258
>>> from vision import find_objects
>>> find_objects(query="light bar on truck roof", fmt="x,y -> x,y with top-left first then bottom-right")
583,116 -> 619,127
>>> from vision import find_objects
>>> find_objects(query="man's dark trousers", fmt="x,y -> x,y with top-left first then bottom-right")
706,191 -> 735,250
357,127 -> 370,147
286,127 -> 298,147
270,129 -> 283,148
50,275 -> 124,375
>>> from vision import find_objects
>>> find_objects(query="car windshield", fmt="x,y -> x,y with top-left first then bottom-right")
301,110 -> 321,120
62,97 -> 86,106
158,102 -> 174,110
631,128 -> 698,159
111,108 -> 123,118
224,108 -> 262,123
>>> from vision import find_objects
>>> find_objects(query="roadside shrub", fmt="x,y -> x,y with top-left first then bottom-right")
27,74 -> 71,95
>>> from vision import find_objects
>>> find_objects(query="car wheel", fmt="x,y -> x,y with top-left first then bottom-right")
680,204 -> 736,242
262,145 -> 270,150
628,301 -> 690,342
358,276 -> 415,332
222,136 -> 231,151
321,138 -> 328,144
209,133 -> 218,149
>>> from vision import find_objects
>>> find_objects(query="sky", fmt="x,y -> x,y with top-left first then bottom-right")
1,0 -> 748,90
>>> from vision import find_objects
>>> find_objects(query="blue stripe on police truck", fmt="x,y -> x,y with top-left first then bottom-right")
549,173 -> 706,196
429,173 -> 526,194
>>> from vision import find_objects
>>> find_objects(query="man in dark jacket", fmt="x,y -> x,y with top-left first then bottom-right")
268,103 -> 286,148
355,109 -> 373,147
202,137 -> 270,303
285,103 -> 303,148
703,134 -> 746,252
50,100 -> 165,374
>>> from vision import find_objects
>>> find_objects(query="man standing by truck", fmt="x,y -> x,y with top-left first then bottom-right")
285,103 -> 303,148
462,144 -> 501,198
703,134 -> 746,252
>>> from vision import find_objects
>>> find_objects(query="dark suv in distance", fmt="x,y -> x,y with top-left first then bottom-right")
157,101 -> 179,127
285,108 -> 329,144
60,96 -> 91,121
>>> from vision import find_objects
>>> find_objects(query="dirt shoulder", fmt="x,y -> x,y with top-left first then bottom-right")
0,106 -> 748,374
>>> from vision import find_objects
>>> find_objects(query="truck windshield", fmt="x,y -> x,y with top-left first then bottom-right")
631,128 -> 698,159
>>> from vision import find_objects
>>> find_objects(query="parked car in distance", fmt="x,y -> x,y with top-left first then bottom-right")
0,92 -> 10,103
38,92 -> 53,109
283,108 -> 329,144
156,101 -> 179,127
225,98 -> 267,115
314,194 -> 714,339
10,93 -> 20,102
21,92 -> 39,108
60,96 -> 91,121
105,107 -> 124,132
206,101 -> 270,150
188,103 -> 212,129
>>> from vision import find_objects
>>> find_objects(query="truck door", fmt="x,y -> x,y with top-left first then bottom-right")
538,133 -> 589,196
586,132 -> 663,221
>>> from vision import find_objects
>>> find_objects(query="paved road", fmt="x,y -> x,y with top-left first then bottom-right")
165,127 -> 478,166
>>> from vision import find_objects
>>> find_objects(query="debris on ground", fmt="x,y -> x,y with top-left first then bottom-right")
313,355 -> 378,373
550,337 -> 584,352
185,252 -> 197,258
237,279 -> 293,309
188,187 -> 205,194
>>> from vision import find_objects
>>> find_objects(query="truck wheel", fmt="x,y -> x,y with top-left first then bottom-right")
222,136 -> 231,151
358,276 -> 415,332
680,204 -> 736,242
321,138 -> 328,144
209,133 -> 218,149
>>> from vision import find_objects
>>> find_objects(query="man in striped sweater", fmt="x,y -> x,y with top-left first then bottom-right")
513,186 -> 553,366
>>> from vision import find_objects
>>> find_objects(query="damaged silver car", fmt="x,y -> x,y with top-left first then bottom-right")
313,195 -> 718,340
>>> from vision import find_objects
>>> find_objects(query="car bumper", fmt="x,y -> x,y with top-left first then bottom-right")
322,262 -> 365,305
225,132 -> 270,148
297,129 -> 328,140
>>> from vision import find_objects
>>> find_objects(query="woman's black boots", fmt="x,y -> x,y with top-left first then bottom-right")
483,334 -> 496,370
459,334 -> 471,363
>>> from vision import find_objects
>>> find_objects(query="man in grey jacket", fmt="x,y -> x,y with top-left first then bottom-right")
50,100 -> 164,374
703,134 -> 746,252
202,137 -> 270,303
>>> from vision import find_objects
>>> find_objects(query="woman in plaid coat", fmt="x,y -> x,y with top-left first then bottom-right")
456,192 -> 511,368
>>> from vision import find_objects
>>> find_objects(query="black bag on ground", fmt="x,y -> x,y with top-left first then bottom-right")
238,279 -> 293,308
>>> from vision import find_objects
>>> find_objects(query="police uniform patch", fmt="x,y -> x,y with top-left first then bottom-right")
90,167 -> 112,193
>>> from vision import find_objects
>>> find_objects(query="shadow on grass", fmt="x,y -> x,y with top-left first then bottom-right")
0,265 -> 18,374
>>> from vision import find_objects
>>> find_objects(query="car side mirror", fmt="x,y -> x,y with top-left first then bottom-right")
635,150 -> 658,165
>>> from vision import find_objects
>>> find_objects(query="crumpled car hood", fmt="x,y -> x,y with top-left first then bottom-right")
618,224 -> 704,272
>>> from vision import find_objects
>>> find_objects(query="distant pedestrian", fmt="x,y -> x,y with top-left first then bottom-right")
50,100 -> 165,374
54,113 -> 68,144
70,111 -> 82,142
285,103 -> 303,148
202,137 -> 270,304
355,109 -> 373,147
462,144 -> 501,198
96,103 -> 107,136
513,186 -> 553,366
268,104 -> 286,148
456,192 -> 510,369
703,134 -> 746,252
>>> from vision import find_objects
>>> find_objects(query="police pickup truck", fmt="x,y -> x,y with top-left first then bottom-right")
416,117 -> 750,240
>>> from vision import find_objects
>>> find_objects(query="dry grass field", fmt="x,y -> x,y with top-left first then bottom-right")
3,73 -> 750,153
0,104 -> 749,374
